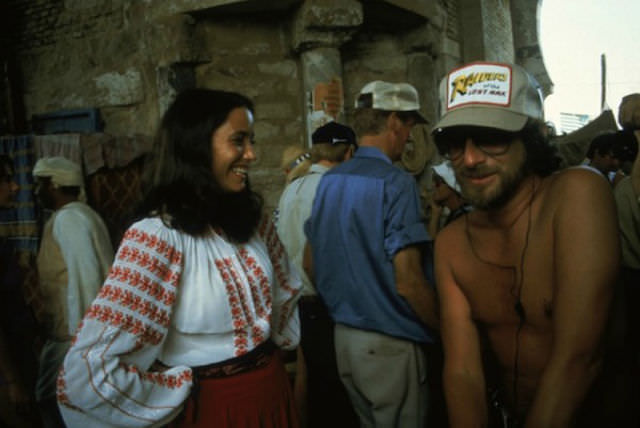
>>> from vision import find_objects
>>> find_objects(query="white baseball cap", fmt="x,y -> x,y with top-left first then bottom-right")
433,61 -> 544,132
356,80 -> 428,124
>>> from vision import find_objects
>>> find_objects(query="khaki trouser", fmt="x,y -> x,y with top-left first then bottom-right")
334,323 -> 429,428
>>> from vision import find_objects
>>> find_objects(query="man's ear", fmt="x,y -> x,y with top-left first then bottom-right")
345,145 -> 355,160
387,112 -> 400,131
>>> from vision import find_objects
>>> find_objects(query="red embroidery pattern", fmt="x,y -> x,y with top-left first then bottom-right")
70,320 -> 84,346
123,364 -> 192,389
259,219 -> 296,294
122,228 -> 183,266
57,368 -> 82,411
85,304 -> 164,345
257,216 -> 299,337
237,248 -> 271,316
237,248 -> 270,345
215,251 -> 275,356
215,259 -> 249,329
98,284 -> 170,327
234,329 -> 249,356
107,265 -> 177,306
117,246 -> 181,289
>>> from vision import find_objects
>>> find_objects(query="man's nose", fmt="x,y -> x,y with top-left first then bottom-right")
461,138 -> 487,167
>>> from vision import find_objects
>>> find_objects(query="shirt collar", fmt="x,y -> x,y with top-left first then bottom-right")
354,146 -> 392,164
309,163 -> 330,174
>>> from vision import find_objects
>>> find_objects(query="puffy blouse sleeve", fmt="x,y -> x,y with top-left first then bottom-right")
57,219 -> 192,428
258,217 -> 301,350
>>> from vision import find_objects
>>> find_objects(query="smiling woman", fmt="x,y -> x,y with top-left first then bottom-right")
211,107 -> 257,194
56,89 -> 302,428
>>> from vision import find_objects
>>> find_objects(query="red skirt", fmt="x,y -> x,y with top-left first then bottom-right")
170,351 -> 300,428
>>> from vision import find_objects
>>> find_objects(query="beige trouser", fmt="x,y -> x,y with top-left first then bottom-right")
334,323 -> 428,428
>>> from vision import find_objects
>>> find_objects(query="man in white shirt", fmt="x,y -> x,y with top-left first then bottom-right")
32,156 -> 113,428
276,121 -> 358,428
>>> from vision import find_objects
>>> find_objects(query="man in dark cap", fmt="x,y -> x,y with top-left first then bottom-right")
276,121 -> 358,428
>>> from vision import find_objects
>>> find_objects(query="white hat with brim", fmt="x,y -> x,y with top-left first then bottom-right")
432,161 -> 461,193
356,80 -> 428,124
432,62 -> 544,133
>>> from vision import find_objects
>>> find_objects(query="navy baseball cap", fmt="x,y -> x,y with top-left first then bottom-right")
311,121 -> 357,147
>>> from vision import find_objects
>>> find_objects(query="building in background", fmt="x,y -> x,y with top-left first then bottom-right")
558,112 -> 593,134
0,0 -> 551,215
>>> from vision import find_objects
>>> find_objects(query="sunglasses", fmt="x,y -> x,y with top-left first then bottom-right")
433,127 -> 519,160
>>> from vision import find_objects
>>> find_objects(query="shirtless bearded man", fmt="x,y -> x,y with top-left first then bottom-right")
432,62 -> 621,427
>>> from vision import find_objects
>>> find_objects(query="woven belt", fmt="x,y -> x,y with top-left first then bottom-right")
191,340 -> 275,379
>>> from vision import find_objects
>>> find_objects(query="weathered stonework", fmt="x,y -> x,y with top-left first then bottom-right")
1,0 -> 551,212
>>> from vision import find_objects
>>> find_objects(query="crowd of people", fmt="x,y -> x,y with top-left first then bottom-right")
0,60 -> 638,428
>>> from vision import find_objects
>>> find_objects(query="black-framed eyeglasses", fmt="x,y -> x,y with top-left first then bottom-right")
433,126 -> 518,161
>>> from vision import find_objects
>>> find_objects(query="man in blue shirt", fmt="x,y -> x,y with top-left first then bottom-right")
304,81 -> 438,427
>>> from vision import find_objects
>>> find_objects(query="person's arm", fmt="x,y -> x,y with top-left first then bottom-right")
57,222 -> 192,427
427,201 -> 443,238
524,169 -> 619,428
393,245 -> 439,329
435,232 -> 488,428
260,216 -> 302,350
302,241 -> 313,282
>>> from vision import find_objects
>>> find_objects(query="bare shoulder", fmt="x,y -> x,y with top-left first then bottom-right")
545,167 -> 614,207
434,214 -> 468,257
547,167 -> 611,195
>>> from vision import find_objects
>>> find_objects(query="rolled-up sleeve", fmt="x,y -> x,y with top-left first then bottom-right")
383,177 -> 430,259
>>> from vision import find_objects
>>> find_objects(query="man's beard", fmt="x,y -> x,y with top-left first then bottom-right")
458,156 -> 527,210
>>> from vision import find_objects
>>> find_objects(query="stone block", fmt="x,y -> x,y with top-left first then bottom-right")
292,0 -> 363,51
143,14 -> 207,65
93,68 -> 144,106
254,120 -> 281,140
257,60 -> 298,78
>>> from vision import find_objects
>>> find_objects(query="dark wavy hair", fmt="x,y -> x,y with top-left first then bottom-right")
520,118 -> 562,177
136,88 -> 263,242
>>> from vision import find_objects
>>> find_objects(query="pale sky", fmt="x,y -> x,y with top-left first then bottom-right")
540,0 -> 640,130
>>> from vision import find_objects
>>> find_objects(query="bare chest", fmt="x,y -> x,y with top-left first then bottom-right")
452,219 -> 555,331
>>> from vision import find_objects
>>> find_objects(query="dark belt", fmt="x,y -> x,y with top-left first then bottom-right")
191,339 -> 275,379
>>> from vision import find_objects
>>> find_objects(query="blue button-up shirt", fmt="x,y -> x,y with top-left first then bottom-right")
304,146 -> 434,343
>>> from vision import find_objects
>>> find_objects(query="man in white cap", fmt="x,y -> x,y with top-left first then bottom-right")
304,81 -> 438,427
432,62 -> 624,427
32,156 -> 113,428
428,160 -> 470,238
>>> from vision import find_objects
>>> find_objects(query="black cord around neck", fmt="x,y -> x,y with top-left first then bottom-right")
464,178 -> 536,418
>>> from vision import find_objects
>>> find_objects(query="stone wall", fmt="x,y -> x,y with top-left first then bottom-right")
195,14 -> 304,203
1,0 -> 551,212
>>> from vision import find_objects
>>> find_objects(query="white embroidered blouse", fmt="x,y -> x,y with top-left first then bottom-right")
57,216 -> 301,428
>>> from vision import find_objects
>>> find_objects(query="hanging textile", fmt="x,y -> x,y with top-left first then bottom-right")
0,135 -> 38,254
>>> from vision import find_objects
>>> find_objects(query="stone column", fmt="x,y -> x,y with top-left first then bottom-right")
291,0 -> 363,146
510,0 -> 553,98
